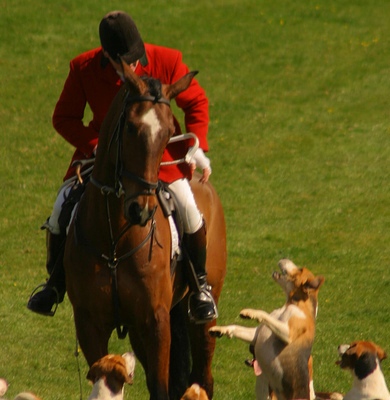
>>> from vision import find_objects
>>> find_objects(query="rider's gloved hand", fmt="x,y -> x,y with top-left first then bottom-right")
190,148 -> 212,183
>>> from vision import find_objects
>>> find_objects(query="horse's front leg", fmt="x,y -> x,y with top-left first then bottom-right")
140,304 -> 172,400
73,306 -> 112,367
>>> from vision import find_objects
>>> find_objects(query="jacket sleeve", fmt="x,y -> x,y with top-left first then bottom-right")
169,52 -> 209,152
52,60 -> 99,157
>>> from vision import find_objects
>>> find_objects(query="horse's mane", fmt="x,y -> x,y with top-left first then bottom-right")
141,76 -> 163,101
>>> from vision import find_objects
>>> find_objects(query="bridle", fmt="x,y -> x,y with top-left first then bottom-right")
81,87 -> 171,339
75,78 -> 200,340
90,89 -> 171,199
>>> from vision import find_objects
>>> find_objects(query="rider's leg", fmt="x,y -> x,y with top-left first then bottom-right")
27,185 -> 70,316
168,178 -> 217,324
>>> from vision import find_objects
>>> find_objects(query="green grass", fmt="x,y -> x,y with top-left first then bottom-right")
1,0 -> 390,398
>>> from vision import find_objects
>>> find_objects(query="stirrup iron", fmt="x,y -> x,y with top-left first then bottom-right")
187,285 -> 218,324
28,283 -> 61,317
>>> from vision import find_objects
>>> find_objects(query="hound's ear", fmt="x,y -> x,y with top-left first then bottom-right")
296,268 -> 324,291
375,344 -> 387,362
306,275 -> 325,290
345,342 -> 358,357
86,365 -> 97,382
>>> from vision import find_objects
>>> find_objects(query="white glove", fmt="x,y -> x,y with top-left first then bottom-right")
190,148 -> 212,183
192,148 -> 211,171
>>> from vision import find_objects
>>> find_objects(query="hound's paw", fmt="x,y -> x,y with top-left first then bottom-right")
239,309 -> 256,320
209,326 -> 234,339
240,309 -> 264,323
208,327 -> 224,338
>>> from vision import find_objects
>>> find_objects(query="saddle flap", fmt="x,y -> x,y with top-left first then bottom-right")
157,185 -> 183,264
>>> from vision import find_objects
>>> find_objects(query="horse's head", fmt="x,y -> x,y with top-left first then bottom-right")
115,61 -> 197,226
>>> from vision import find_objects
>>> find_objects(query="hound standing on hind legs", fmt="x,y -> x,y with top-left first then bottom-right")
209,259 -> 324,400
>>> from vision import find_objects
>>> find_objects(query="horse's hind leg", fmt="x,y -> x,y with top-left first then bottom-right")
169,302 -> 191,400
73,307 -> 111,366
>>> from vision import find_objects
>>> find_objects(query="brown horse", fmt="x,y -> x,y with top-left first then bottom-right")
64,62 -> 226,400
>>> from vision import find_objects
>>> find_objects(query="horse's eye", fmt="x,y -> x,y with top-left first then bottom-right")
126,122 -> 136,134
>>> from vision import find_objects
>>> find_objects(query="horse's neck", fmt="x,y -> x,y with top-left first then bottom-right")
92,149 -> 117,188
81,162 -> 127,235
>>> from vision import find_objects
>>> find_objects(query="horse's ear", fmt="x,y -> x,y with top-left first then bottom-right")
165,71 -> 198,100
120,56 -> 145,95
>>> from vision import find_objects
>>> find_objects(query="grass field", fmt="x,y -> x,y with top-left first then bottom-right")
1,0 -> 390,398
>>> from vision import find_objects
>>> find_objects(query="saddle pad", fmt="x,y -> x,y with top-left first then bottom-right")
168,215 -> 180,260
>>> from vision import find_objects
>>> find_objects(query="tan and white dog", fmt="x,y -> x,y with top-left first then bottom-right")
0,378 -> 42,400
13,394 -> 42,400
86,352 -> 136,400
0,379 -> 8,398
337,340 -> 390,400
209,259 -> 324,400
180,383 -> 209,400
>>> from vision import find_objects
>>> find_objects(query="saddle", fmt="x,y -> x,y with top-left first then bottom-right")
156,184 -> 184,262
57,174 -> 184,267
58,177 -> 89,232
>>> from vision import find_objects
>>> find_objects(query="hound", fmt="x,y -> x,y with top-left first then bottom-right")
86,352 -> 136,400
209,259 -> 324,400
337,340 -> 390,400
180,383 -> 209,400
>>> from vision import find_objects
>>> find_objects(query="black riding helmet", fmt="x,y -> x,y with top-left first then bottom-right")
99,10 -> 148,67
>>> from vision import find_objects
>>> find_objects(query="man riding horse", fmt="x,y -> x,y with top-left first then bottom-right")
28,10 -> 217,324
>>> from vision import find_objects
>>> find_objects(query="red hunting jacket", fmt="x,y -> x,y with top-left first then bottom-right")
52,43 -> 209,183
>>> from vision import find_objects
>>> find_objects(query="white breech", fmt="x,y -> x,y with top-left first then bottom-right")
45,183 -> 74,235
166,178 -> 203,234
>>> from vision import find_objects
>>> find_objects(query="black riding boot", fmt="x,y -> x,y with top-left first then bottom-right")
184,222 -> 218,324
27,230 -> 66,316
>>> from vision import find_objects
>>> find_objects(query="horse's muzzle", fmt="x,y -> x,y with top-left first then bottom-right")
126,200 -> 156,226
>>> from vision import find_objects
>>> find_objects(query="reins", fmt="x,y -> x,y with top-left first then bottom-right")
76,88 -> 169,339
111,88 -> 170,198
75,84 -> 198,339
74,194 -> 156,339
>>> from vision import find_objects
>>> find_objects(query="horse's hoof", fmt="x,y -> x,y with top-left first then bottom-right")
27,284 -> 64,317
